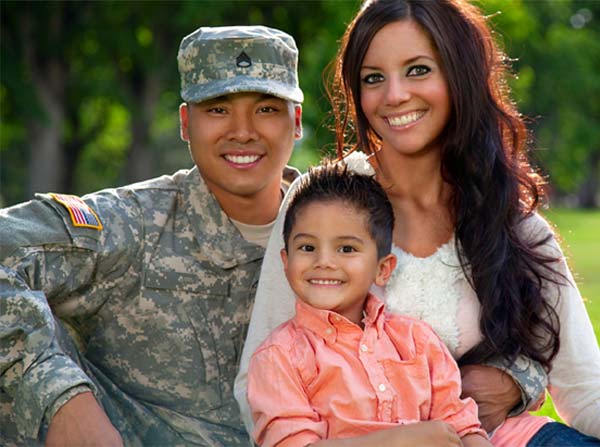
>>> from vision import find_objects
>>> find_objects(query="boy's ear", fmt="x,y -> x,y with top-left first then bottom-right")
280,248 -> 289,271
374,253 -> 397,287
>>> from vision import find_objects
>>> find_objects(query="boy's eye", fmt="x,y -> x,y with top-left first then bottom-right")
339,245 -> 356,253
361,73 -> 385,85
299,244 -> 315,252
406,65 -> 431,77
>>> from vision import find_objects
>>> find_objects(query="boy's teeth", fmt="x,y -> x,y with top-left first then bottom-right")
310,279 -> 342,285
224,154 -> 260,164
387,111 -> 424,127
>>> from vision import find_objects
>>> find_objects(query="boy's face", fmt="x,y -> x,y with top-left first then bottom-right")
281,200 -> 396,325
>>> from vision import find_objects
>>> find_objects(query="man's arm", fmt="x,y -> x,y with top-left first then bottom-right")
46,392 -> 123,446
0,195 -> 132,442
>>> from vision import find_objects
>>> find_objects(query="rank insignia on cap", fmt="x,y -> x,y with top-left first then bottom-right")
50,193 -> 103,230
236,51 -> 252,68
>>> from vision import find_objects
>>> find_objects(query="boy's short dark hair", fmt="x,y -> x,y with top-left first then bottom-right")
283,163 -> 394,258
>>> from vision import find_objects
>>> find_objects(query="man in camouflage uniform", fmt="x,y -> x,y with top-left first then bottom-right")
0,26 -> 302,446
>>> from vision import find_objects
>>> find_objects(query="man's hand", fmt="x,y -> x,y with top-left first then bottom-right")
460,364 -> 521,433
46,391 -> 123,446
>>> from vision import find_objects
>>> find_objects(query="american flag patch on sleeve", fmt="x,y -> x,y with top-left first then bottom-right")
50,193 -> 103,230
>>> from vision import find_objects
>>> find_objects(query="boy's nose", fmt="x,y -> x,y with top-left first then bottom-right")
315,250 -> 337,269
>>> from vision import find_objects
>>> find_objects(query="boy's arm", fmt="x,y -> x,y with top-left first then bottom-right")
247,343 -> 327,447
310,421 -> 462,447
416,322 -> 488,440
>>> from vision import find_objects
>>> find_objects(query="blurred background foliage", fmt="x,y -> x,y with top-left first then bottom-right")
1,0 -> 599,208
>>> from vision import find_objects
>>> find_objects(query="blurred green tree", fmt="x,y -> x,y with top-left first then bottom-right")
1,0 -> 598,207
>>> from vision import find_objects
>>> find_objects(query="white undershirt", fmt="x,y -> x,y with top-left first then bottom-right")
230,219 -> 275,249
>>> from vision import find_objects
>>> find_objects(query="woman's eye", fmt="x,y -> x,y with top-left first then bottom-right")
361,73 -> 385,84
407,65 -> 431,77
299,244 -> 315,252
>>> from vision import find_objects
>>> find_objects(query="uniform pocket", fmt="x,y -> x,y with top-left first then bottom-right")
113,268 -> 231,413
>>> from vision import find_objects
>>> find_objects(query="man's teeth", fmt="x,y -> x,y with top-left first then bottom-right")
224,154 -> 261,164
387,111 -> 425,127
310,279 -> 342,285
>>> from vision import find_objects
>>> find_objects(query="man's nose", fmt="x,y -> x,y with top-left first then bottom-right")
227,112 -> 259,143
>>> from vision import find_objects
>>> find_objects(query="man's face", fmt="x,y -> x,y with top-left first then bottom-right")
180,92 -> 302,207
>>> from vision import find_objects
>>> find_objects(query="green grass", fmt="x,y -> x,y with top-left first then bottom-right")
531,208 -> 600,421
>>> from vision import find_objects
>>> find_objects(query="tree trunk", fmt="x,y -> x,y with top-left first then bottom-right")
577,150 -> 599,208
123,74 -> 160,183
21,7 -> 67,196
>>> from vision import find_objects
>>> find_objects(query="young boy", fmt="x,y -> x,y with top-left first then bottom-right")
247,164 -> 491,447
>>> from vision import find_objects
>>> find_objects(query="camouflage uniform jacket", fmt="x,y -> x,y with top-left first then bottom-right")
0,165 -> 298,446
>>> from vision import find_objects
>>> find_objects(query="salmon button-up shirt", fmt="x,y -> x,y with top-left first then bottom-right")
248,294 -> 485,447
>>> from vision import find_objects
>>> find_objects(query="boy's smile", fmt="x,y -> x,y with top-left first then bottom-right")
281,200 -> 395,325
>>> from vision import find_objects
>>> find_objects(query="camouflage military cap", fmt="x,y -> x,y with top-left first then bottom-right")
178,25 -> 303,104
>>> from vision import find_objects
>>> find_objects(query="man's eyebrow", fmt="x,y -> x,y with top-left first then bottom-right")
201,93 -> 283,104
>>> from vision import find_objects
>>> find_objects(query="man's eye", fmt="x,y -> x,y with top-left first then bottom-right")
299,244 -> 314,252
361,73 -> 385,84
407,65 -> 431,77
207,107 -> 227,114
258,106 -> 278,113
339,246 -> 356,253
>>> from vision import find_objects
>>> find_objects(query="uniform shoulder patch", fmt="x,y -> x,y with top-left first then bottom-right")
50,193 -> 103,230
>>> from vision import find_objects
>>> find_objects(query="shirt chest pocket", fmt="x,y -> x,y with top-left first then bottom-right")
134,268 -> 232,412
381,356 -> 433,422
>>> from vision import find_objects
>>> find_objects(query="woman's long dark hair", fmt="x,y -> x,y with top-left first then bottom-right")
328,0 -> 561,370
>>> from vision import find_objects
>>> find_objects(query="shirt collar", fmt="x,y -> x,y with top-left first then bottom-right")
294,293 -> 387,342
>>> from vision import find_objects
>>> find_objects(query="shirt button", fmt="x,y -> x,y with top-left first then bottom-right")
378,384 -> 386,392
325,327 -> 333,335
360,344 -> 369,352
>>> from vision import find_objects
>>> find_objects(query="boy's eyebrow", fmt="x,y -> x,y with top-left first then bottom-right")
336,235 -> 365,244
291,234 -> 365,244
292,232 -> 315,241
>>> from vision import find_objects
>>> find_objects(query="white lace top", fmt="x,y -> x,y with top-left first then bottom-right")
385,240 -> 479,358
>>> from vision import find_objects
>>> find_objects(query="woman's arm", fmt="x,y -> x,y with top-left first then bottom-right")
542,225 -> 600,437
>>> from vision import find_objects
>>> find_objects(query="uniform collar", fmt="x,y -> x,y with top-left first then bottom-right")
294,293 -> 387,343
180,166 -> 300,269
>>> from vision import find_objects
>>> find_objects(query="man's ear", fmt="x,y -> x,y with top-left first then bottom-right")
294,105 -> 303,140
374,253 -> 397,287
179,103 -> 190,142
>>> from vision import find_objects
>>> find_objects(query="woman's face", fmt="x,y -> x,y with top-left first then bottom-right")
359,19 -> 451,157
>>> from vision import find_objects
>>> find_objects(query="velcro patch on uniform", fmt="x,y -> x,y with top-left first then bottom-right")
50,193 -> 103,230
